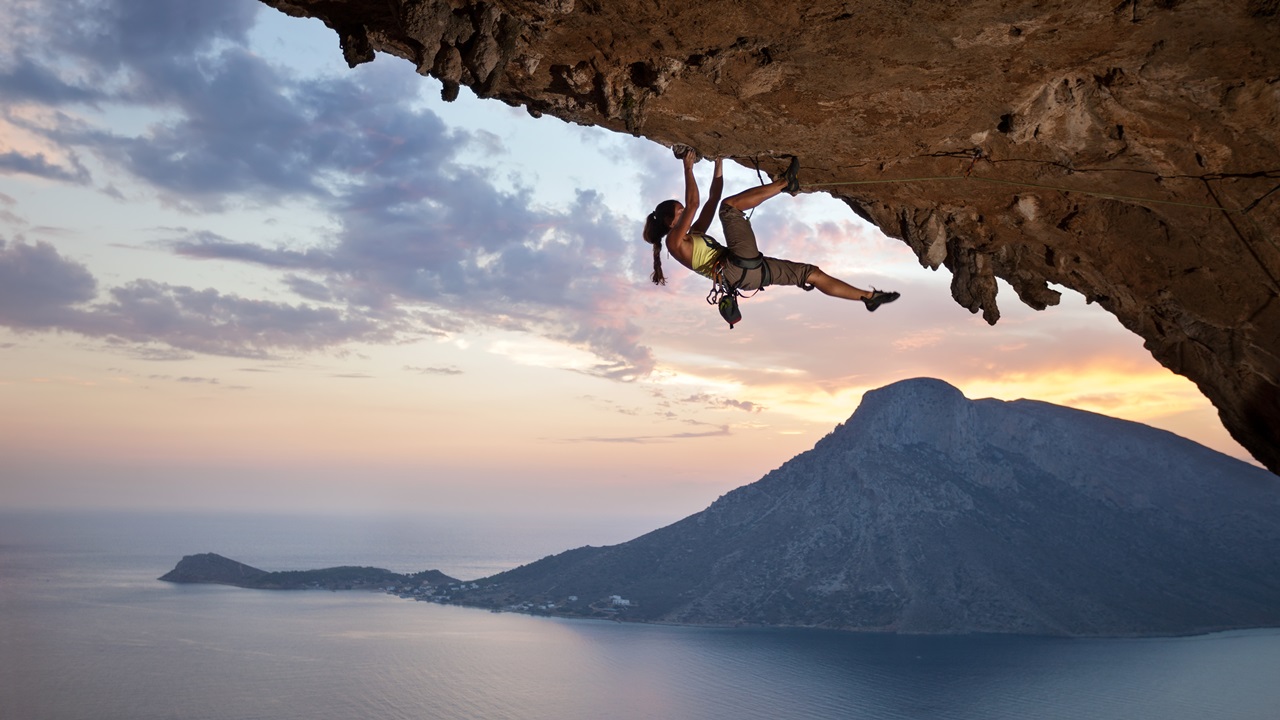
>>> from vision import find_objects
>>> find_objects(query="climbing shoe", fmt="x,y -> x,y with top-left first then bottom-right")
862,289 -> 900,312
783,155 -> 801,195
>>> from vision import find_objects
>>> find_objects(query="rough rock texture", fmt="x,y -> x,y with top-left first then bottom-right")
259,0 -> 1280,473
462,378 -> 1280,636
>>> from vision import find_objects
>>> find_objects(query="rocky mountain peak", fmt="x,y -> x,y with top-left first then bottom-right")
832,377 -> 977,454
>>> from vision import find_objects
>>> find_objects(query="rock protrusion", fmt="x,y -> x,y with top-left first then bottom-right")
255,0 -> 1280,475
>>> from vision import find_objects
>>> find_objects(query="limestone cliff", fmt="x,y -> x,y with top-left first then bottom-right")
259,0 -> 1280,473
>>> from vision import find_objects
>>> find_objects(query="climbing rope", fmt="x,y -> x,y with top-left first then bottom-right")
714,150 -> 1278,293
723,152 -> 1266,214
802,174 -> 1253,214
805,165 -> 1277,288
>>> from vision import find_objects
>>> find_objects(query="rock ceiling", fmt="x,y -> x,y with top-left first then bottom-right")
259,0 -> 1280,474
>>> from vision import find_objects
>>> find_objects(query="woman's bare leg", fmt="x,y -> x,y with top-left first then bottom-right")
722,178 -> 788,212
807,269 -> 873,301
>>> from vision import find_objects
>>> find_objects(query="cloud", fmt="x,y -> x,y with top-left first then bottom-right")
0,57 -> 107,105
0,238 -> 98,327
0,238 -> 391,358
5,0 -> 259,92
635,139 -> 684,209
91,280 -> 393,357
0,0 -> 656,376
404,365 -> 463,375
173,231 -> 331,270
7,1 -> 442,206
679,393 -> 762,413
0,150 -> 91,183
170,376 -> 219,384
562,425 -> 732,443
283,275 -> 334,302
175,179 -> 654,375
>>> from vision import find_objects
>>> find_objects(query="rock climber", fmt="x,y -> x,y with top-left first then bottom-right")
641,147 -> 900,321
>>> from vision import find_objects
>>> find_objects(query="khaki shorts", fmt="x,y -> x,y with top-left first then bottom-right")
718,203 -> 815,291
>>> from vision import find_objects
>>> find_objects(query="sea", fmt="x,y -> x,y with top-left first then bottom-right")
3,510 -> 1279,720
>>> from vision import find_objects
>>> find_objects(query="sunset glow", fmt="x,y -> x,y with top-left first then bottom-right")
0,0 -> 1259,522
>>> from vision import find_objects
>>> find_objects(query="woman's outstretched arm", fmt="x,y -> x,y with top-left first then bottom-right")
691,158 -> 723,234
666,151 -> 700,255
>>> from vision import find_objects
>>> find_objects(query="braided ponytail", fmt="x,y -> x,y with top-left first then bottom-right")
649,232 -> 666,285
642,200 -> 679,286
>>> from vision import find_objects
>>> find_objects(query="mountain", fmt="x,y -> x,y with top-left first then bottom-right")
456,378 -> 1280,636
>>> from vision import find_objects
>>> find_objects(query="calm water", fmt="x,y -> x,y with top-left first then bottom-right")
2,511 -> 1279,720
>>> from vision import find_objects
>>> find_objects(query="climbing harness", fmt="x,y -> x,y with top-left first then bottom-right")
698,155 -> 784,328
705,258 -> 743,329
704,243 -> 771,329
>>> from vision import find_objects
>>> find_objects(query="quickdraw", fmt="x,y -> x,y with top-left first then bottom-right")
705,259 -> 741,329
705,254 -> 770,329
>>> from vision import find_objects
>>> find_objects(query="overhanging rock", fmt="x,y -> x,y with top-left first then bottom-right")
260,0 -> 1280,474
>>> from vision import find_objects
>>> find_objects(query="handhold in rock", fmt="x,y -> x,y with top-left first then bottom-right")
672,143 -> 701,161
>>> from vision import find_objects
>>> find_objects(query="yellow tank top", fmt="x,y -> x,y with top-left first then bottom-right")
689,233 -> 724,279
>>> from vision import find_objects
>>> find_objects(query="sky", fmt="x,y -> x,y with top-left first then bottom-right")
0,0 -> 1257,522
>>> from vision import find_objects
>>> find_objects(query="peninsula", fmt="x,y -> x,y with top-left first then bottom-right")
163,379 -> 1280,637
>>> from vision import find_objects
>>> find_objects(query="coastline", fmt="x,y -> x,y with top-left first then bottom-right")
160,552 -> 1280,641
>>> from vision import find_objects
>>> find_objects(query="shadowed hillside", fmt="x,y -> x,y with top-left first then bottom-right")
454,378 -> 1280,636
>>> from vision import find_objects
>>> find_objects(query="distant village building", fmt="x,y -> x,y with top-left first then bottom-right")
609,595 -> 631,607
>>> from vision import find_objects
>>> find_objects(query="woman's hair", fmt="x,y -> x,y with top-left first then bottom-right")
642,199 -> 680,286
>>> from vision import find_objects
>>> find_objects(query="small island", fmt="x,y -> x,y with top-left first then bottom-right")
160,553 -> 458,594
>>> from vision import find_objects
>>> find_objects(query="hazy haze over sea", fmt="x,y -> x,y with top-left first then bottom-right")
3,510 -> 1279,720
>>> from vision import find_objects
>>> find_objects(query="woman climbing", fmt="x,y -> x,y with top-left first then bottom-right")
641,148 -> 899,322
